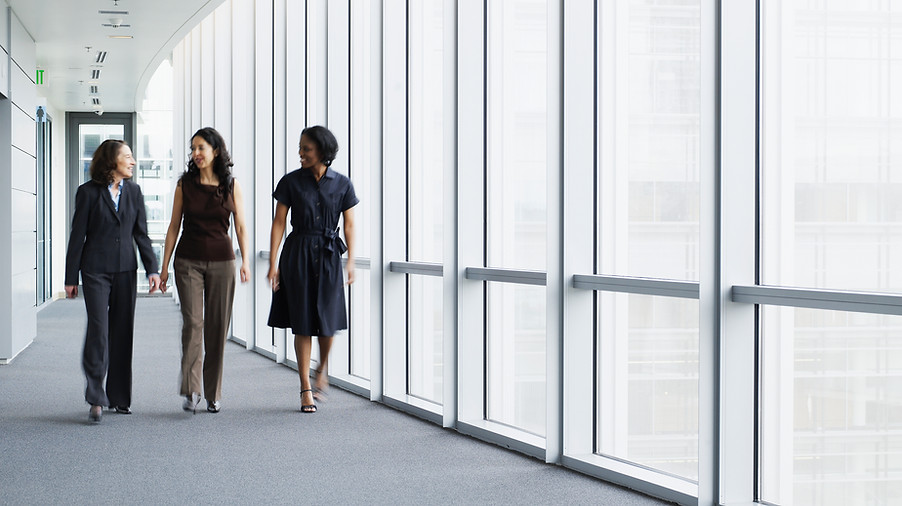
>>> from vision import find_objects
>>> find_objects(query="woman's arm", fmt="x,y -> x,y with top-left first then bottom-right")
64,185 -> 90,298
268,202 -> 289,292
232,179 -> 251,283
342,207 -> 355,285
159,182 -> 184,293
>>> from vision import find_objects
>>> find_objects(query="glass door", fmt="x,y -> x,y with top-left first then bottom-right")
36,107 -> 52,305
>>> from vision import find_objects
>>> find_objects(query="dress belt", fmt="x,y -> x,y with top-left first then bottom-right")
293,228 -> 347,255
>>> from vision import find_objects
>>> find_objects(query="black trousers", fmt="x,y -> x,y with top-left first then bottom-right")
81,270 -> 137,407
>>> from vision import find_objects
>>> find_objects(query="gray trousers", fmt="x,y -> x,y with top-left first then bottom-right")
174,257 -> 236,402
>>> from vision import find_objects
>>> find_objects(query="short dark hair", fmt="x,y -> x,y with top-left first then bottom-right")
301,125 -> 339,167
89,139 -> 128,184
184,127 -> 234,192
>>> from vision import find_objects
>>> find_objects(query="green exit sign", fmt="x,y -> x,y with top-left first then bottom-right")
36,69 -> 44,85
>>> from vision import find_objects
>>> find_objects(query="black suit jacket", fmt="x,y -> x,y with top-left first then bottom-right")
65,179 -> 159,285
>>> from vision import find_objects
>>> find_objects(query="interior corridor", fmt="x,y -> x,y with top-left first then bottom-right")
0,295 -> 671,505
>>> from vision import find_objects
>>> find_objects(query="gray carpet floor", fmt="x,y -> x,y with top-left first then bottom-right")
0,296 -> 673,505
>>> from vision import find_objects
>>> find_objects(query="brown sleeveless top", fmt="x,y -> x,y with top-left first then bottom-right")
174,176 -> 236,261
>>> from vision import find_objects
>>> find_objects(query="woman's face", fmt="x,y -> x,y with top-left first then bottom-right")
299,135 -> 322,169
191,136 -> 218,171
113,144 -> 135,181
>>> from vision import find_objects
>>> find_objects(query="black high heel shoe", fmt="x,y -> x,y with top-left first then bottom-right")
312,368 -> 328,402
300,389 -> 317,413
88,405 -> 102,423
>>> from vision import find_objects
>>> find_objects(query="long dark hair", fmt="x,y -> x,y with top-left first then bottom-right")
89,139 -> 128,184
301,125 -> 339,167
183,127 -> 234,192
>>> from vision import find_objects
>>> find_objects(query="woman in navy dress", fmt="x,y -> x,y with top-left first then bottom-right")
267,126 -> 358,413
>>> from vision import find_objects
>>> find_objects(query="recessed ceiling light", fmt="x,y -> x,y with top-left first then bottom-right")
108,35 -> 133,39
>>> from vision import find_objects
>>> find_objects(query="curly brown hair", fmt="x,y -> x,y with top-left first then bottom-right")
89,139 -> 129,184
183,127 -> 234,195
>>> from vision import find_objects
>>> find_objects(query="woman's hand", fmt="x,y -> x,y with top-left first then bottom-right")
240,262 -> 251,283
346,259 -> 355,286
147,274 -> 161,294
267,267 -> 280,292
159,269 -> 169,293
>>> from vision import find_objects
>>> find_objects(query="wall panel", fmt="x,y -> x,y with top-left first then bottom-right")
10,63 -> 34,117
11,228 -> 35,273
9,11 -> 34,76
0,4 -> 35,363
0,50 -> 8,98
10,269 -> 36,357
0,4 -> 8,53
11,102 -> 34,154
11,147 -> 34,193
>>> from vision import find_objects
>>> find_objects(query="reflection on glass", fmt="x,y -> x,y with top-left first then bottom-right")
596,293 -> 699,480
408,275 -> 443,403
487,0 -> 547,272
487,283 -> 546,436
761,0 -> 902,293
760,306 -> 902,505
760,2 -> 902,502
599,0 -> 700,281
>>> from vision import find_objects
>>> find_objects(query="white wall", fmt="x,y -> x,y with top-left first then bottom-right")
0,4 -> 37,363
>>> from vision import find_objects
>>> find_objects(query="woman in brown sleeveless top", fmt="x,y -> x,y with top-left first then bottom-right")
159,127 -> 251,414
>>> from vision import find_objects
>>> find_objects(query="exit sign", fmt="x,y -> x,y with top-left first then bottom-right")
36,69 -> 44,85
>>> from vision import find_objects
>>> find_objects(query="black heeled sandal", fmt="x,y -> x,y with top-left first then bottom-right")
312,368 -> 328,402
300,389 -> 317,413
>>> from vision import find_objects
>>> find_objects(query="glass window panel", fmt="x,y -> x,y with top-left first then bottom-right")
408,0 -> 444,265
349,268 -> 371,380
485,0 -> 548,438
349,1 -> 374,382
598,0 -> 701,281
486,0 -> 547,272
135,61 -> 173,291
486,282 -> 546,436
408,275 -> 443,404
761,0 -> 902,293
596,293 -> 699,481
759,306 -> 902,506
78,125 -> 124,183
407,0 -> 444,406
350,0 -> 373,261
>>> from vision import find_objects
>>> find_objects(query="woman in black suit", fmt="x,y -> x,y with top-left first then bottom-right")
64,139 -> 161,423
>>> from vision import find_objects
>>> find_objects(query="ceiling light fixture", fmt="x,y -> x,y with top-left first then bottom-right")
102,19 -> 131,28
91,69 -> 101,79
95,51 -> 107,63
108,35 -> 133,39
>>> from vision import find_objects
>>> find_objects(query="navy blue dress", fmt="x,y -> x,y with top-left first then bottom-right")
267,167 -> 359,336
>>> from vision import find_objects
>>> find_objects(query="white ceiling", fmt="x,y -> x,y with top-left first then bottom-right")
8,0 -> 226,113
